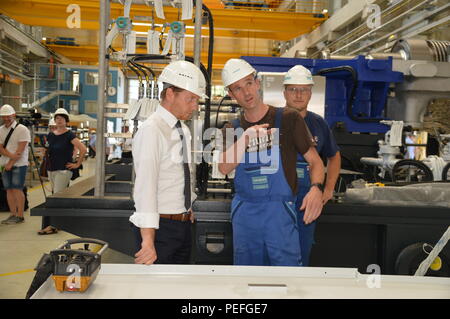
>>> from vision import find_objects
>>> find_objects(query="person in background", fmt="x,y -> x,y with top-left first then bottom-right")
39,118 -> 57,147
48,118 -> 57,133
121,126 -> 132,159
218,59 -> 325,266
0,104 -> 31,225
38,108 -> 87,235
130,60 -> 206,265
88,131 -> 96,158
283,65 -> 341,266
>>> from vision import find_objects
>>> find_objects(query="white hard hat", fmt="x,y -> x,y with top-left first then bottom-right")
54,108 -> 69,116
158,60 -> 208,99
221,59 -> 256,88
0,104 -> 16,116
54,108 -> 69,121
283,65 -> 314,85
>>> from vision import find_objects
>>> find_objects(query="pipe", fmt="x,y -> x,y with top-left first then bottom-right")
200,3 -> 214,132
367,53 -> 403,60
214,96 -> 231,128
127,61 -> 145,99
190,0 -> 204,195
352,3 -> 450,56
0,64 -> 32,81
332,0 -> 430,56
206,188 -> 232,194
360,157 -> 384,167
360,157 -> 399,170
193,0 -> 203,67
95,0 -> 108,197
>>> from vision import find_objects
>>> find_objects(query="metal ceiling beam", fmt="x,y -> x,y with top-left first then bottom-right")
0,0 -> 326,36
45,44 -> 259,68
8,16 -> 302,40
0,17 -> 49,57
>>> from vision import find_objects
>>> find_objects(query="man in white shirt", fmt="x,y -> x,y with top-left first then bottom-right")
130,60 -> 207,265
0,104 -> 31,224
120,126 -> 132,159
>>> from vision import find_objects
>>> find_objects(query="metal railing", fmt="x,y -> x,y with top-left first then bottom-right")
22,63 -> 80,109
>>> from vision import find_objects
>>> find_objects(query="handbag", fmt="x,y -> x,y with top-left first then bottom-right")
39,149 -> 50,178
70,162 -> 83,180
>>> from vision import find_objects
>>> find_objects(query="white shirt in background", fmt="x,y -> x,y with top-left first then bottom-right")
0,121 -> 31,167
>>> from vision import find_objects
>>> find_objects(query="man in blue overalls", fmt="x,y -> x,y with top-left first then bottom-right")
283,65 -> 341,266
218,59 -> 325,266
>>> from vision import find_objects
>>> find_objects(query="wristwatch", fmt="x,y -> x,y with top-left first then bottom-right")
310,183 -> 324,192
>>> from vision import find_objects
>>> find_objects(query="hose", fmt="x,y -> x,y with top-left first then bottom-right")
316,66 -> 383,123
129,60 -> 152,98
127,61 -> 144,99
214,95 -> 231,128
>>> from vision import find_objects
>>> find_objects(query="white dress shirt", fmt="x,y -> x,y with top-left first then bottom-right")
130,104 -> 197,229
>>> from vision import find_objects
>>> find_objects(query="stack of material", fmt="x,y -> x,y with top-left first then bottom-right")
344,182 -> 450,208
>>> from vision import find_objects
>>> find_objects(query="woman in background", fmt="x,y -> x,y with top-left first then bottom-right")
38,108 -> 87,235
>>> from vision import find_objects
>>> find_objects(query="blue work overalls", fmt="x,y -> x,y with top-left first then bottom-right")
295,154 -> 316,267
295,111 -> 340,266
231,107 -> 301,266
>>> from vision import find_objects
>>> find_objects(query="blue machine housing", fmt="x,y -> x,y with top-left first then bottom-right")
241,56 -> 404,133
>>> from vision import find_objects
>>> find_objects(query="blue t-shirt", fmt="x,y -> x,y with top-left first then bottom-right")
298,111 -> 339,161
47,130 -> 76,171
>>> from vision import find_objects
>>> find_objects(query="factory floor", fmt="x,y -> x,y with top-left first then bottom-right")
0,158 -> 134,299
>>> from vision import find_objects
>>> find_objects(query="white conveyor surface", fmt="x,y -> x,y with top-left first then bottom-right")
31,264 -> 450,299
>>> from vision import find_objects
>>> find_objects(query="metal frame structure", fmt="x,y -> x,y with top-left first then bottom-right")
95,0 -> 205,196
283,0 -> 450,59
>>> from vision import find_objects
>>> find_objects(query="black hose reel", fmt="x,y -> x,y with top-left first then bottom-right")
395,242 -> 450,277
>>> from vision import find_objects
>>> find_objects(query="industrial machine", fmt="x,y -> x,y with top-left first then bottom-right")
241,38 -> 450,182
360,120 -> 450,182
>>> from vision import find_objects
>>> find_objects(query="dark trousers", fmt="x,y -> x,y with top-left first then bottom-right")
88,146 -> 96,158
122,151 -> 132,159
131,218 -> 192,264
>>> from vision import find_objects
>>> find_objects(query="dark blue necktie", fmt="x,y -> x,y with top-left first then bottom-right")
175,121 -> 191,211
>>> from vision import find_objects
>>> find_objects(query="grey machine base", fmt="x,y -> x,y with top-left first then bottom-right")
31,175 -> 450,274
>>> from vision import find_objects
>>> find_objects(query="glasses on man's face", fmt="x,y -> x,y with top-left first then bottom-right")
285,87 -> 312,95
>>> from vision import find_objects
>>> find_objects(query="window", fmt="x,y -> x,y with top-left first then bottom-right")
211,85 -> 226,98
85,72 -> 99,85
85,100 -> 98,113
70,100 -> 79,114
128,79 -> 140,104
85,72 -> 113,86
72,71 -> 80,92
59,69 -> 65,82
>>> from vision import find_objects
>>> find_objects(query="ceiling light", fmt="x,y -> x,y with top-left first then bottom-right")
132,22 -> 163,27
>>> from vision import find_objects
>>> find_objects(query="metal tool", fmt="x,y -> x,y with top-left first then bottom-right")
50,238 -> 108,293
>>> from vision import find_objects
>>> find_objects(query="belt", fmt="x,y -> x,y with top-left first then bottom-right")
159,212 -> 192,222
